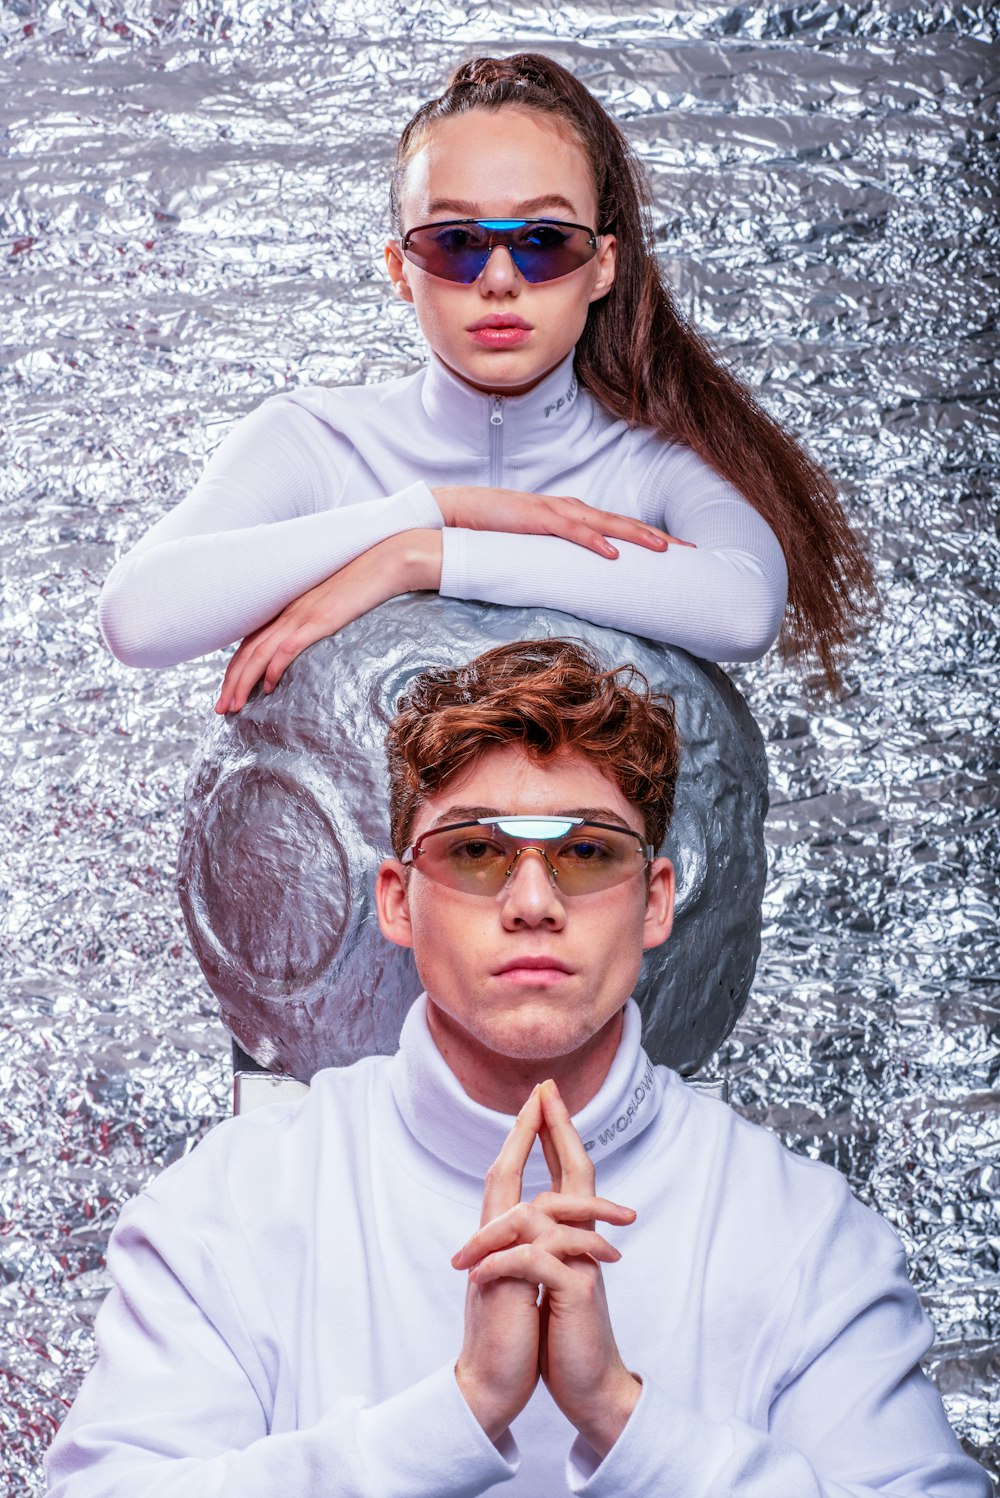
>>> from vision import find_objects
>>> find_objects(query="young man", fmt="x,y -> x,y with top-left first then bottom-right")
46,641 -> 988,1497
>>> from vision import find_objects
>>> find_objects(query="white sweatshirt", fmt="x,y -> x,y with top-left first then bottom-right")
97,352 -> 788,668
46,997 -> 988,1498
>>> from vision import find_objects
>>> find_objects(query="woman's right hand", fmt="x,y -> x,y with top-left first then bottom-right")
431,485 -> 693,559
214,530 -> 441,714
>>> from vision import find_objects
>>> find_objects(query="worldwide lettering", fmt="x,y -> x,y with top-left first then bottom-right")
582,1060 -> 656,1154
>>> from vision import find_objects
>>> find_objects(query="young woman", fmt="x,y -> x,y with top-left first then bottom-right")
98,53 -> 873,708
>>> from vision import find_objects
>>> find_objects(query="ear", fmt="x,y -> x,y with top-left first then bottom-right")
375,858 -> 415,948
385,240 -> 414,304
642,856 -> 674,950
589,233 -> 616,303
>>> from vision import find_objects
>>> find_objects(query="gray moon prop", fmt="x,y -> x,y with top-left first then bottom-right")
178,596 -> 768,1078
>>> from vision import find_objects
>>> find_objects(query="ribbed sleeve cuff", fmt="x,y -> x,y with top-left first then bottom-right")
439,526 -> 470,599
566,1375 -> 731,1497
394,479 -> 446,530
355,1361 -> 519,1497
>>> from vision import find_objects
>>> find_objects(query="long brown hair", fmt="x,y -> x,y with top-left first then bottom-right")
391,53 -> 876,693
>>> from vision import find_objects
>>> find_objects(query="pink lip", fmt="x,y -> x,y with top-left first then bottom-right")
467,315 -> 533,330
494,956 -> 574,982
467,315 -> 533,349
469,328 -> 532,348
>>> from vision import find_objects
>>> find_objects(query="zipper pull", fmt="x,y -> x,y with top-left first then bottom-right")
490,397 -> 504,427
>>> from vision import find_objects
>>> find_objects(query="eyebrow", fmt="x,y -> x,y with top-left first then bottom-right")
422,194 -> 581,220
427,804 -> 636,832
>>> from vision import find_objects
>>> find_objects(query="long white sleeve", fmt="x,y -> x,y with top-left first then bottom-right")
45,1201 -> 516,1498
98,397 -> 444,667
97,354 -> 790,671
45,1008 -> 990,1498
567,1246 -> 990,1497
439,443 -> 788,661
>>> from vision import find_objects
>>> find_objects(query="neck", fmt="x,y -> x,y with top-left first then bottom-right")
420,348 -> 582,444
388,995 -> 665,1187
425,999 -> 625,1115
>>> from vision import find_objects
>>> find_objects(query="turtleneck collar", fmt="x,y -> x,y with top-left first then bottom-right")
387,993 -> 664,1194
419,348 -> 582,455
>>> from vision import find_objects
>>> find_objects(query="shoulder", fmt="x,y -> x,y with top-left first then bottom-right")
101,1058 -> 395,1327
137,1055 -> 390,1224
648,1081 -> 926,1367
573,389 -> 728,495
276,367 -> 425,425
202,370 -> 429,471
662,1076 -> 905,1267
570,381 -> 649,450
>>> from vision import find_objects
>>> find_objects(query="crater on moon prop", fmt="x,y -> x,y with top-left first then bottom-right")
179,596 -> 768,1078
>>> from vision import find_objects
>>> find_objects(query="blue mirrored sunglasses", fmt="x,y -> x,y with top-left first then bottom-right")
400,219 -> 601,284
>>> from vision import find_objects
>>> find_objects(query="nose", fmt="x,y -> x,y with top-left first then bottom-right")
499,847 -> 567,929
478,243 -> 521,294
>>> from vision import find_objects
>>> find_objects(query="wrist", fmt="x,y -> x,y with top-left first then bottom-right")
454,1360 -> 513,1444
430,486 -> 459,526
575,1370 -> 642,1460
391,529 -> 442,592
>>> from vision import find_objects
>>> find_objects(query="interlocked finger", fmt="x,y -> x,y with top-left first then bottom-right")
468,1242 -> 600,1293
538,1081 -> 596,1197
528,1191 -> 634,1223
465,1223 -> 622,1275
453,1192 -> 634,1269
480,1085 -> 545,1227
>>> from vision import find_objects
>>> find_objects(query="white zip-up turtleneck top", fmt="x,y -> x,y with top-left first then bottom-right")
46,997 -> 988,1497
97,352 -> 788,668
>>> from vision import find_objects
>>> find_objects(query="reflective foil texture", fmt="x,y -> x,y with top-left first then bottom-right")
2,1 -> 997,1489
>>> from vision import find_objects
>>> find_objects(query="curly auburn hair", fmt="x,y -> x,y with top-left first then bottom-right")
386,639 -> 679,856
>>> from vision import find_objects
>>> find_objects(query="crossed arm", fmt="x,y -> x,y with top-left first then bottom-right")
98,392 -> 786,694
214,490 -> 685,713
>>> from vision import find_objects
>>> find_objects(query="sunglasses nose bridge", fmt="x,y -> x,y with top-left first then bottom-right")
479,244 -> 514,281
477,236 -> 522,284
502,843 -> 559,887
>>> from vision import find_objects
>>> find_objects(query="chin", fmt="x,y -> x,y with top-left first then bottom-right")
447,348 -> 559,395
470,1003 -> 603,1064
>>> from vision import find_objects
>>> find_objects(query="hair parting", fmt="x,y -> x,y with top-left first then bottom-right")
392,53 -> 877,694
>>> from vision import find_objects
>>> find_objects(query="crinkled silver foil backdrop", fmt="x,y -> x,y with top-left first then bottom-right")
1,1 -> 997,1489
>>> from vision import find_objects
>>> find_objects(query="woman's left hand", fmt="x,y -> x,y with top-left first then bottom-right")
215,530 -> 442,713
